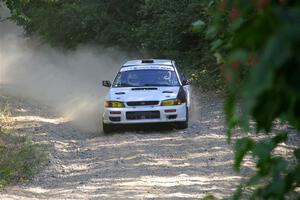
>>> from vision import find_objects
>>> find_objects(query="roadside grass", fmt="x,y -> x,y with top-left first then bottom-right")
0,101 -> 49,188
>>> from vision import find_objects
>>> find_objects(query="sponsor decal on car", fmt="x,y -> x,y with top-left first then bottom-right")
120,65 -> 174,72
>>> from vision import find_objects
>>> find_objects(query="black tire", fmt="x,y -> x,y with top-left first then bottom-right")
176,121 -> 188,129
102,122 -> 114,134
176,107 -> 189,129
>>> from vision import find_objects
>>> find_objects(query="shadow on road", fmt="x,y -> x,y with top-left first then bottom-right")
0,92 -> 252,199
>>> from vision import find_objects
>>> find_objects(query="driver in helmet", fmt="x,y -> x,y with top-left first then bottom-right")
127,72 -> 140,86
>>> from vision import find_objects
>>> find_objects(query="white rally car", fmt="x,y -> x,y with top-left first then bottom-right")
102,59 -> 191,133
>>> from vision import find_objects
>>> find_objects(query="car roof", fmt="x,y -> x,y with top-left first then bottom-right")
122,59 -> 174,67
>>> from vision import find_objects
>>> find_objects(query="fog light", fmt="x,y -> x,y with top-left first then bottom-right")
165,109 -> 176,113
110,111 -> 121,115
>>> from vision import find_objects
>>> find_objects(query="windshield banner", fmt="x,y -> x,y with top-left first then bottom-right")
121,65 -> 174,72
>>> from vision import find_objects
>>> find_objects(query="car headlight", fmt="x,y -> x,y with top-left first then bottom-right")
161,99 -> 182,106
104,101 -> 125,108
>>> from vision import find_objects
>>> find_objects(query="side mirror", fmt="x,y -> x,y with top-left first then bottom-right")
182,79 -> 192,86
102,80 -> 111,87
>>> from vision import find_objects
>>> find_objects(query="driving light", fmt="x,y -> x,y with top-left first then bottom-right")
104,101 -> 125,108
161,99 -> 182,106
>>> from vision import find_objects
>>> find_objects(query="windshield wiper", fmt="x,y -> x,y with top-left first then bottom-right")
143,84 -> 171,86
116,83 -> 137,87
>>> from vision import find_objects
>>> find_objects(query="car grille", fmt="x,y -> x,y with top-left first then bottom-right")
126,101 -> 159,106
126,111 -> 160,120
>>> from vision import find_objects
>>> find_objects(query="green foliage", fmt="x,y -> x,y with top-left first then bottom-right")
234,137 -> 254,171
4,0 -> 144,49
200,0 -> 300,199
0,101 -> 48,189
4,0 -> 220,88
202,194 -> 217,200
0,130 -> 49,188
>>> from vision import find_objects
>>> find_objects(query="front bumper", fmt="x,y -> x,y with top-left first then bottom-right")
102,103 -> 187,124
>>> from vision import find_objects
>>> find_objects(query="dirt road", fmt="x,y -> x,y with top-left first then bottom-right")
0,92 -> 248,199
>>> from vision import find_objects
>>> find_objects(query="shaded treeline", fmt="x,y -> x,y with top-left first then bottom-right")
3,0 -> 219,88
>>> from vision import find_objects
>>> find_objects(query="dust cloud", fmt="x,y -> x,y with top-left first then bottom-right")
0,4 -> 128,132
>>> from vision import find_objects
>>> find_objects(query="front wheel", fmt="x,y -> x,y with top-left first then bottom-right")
176,121 -> 188,129
102,122 -> 114,134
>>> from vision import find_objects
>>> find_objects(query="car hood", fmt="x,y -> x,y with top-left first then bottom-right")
106,86 -> 180,102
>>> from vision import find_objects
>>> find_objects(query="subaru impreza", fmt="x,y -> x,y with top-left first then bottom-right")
102,59 -> 191,133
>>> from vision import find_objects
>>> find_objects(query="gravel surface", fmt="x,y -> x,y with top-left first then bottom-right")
0,91 -> 298,199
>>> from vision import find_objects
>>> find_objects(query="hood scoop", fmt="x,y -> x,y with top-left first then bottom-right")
132,88 -> 158,91
162,91 -> 174,93
115,92 -> 126,95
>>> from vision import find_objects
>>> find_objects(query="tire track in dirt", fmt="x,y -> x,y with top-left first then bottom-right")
0,92 -> 245,199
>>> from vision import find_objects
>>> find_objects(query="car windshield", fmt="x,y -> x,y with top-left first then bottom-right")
113,69 -> 180,87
